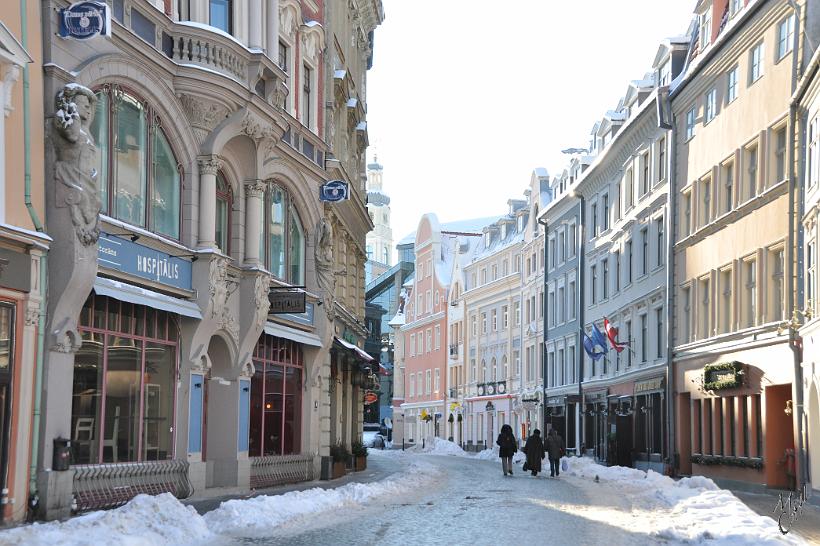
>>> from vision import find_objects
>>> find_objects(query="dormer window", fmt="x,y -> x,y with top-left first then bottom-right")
485,232 -> 490,247
659,61 -> 671,86
517,215 -> 524,232
699,7 -> 712,50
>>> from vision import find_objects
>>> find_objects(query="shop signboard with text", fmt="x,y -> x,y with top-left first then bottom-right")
98,232 -> 193,291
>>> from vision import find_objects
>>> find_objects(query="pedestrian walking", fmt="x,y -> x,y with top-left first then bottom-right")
522,429 -> 545,477
496,424 -> 517,476
545,429 -> 565,478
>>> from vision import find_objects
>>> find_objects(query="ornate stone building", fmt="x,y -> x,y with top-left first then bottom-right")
35,0 -> 381,520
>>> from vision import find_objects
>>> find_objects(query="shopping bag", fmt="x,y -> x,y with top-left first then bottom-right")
561,458 -> 568,472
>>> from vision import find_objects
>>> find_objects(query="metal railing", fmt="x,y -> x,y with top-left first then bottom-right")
71,459 -> 193,514
250,454 -> 315,490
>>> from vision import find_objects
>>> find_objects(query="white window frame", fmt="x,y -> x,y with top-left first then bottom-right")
777,14 -> 795,62
749,42 -> 765,84
705,88 -> 717,124
686,107 -> 696,140
727,66 -> 738,104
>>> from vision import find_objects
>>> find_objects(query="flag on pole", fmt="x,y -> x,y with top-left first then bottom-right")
591,323 -> 609,353
604,317 -> 628,353
582,331 -> 605,361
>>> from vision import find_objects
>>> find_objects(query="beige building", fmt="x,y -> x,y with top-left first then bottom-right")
797,47 -> 820,494
0,2 -> 49,524
671,0 -> 813,489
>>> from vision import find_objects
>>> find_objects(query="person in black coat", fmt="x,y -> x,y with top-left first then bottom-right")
496,424 -> 517,476
545,429 -> 565,478
522,429 -> 545,476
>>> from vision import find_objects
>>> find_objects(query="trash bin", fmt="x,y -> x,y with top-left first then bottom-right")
53,437 -> 71,471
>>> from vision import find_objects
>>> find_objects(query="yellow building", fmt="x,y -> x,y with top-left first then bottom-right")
0,1 -> 49,524
671,0 -> 813,490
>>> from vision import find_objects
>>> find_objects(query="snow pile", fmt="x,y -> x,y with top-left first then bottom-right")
205,458 -> 439,537
474,446 -> 525,463
565,457 -> 803,545
408,437 -> 468,457
0,493 -> 212,546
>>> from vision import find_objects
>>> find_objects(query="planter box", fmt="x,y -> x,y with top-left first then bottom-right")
354,456 -> 367,471
332,461 -> 346,479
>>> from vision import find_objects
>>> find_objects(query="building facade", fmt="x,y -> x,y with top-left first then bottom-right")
0,2 -> 49,524
35,0 -> 381,520
541,156 -> 590,456
671,0 -> 810,489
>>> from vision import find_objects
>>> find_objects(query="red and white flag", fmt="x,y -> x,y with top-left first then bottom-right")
604,317 -> 628,353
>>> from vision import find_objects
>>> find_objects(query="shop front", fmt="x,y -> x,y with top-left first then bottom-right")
583,389 -> 608,460
633,376 -> 665,473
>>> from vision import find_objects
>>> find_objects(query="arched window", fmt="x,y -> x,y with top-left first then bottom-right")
259,182 -> 305,283
90,87 -> 181,239
502,356 -> 508,381
480,359 -> 487,382
215,173 -> 233,255
491,358 -> 497,381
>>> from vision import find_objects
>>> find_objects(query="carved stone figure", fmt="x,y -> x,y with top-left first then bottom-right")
53,84 -> 102,246
209,257 -> 239,344
178,93 -> 229,144
253,274 -> 271,328
315,216 -> 336,317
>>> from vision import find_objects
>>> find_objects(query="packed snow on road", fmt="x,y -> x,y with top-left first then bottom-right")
0,443 -> 802,545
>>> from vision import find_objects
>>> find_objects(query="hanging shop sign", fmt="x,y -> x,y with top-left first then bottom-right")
59,1 -> 111,40
98,232 -> 193,291
268,288 -> 306,314
319,180 -> 349,202
634,377 -> 665,395
364,391 -> 379,405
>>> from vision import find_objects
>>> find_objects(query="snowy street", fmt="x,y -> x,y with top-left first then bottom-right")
0,441 -> 805,546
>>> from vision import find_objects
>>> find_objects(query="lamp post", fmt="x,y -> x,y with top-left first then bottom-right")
486,401 -> 495,449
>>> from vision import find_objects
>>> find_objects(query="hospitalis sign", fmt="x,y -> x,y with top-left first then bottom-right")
59,1 -> 111,40
319,180 -> 349,202
98,232 -> 193,291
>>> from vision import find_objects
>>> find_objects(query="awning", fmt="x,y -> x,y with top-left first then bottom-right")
93,276 -> 202,319
333,336 -> 374,362
264,321 -> 323,347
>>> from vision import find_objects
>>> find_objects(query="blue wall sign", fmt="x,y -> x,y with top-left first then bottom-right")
59,2 -> 111,40
188,373 -> 204,454
98,232 -> 193,291
320,180 -> 349,202
238,379 -> 250,452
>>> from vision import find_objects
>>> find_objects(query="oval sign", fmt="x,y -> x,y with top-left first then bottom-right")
364,392 -> 378,405
59,2 -> 110,40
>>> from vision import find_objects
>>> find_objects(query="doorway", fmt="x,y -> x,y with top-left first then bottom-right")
204,335 -> 235,488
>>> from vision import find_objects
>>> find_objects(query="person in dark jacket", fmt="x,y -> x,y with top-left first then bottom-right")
522,429 -> 545,476
545,429 -> 565,478
496,424 -> 517,476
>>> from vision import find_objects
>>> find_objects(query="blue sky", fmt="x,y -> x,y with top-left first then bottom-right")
365,0 -> 697,252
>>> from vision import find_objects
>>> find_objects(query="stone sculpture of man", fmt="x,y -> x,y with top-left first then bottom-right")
53,84 -> 102,245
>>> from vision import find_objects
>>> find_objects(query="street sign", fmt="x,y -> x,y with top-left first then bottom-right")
268,289 -> 306,314
364,391 -> 378,405
59,2 -> 111,40
319,180 -> 349,202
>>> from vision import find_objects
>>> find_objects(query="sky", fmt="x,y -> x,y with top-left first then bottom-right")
365,0 -> 697,255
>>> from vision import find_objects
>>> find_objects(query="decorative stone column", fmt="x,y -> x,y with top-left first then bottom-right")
249,0 -> 263,50
244,180 -> 266,266
266,0 -> 279,59
198,155 -> 222,250
40,83 -> 102,520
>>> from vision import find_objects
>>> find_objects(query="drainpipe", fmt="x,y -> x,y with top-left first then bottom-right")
665,108 -> 678,477
571,192 -> 586,454
19,0 -> 48,508
786,0 -> 806,492
538,217 -> 548,431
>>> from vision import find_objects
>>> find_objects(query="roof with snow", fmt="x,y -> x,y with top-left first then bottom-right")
397,216 -> 501,246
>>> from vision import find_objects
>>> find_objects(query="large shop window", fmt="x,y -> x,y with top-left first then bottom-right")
71,294 -> 178,465
249,335 -> 303,456
90,87 -> 182,239
258,184 -> 305,283
0,303 -> 14,493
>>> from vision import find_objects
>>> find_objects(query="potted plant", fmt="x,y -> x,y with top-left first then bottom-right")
329,443 -> 349,479
351,440 -> 368,471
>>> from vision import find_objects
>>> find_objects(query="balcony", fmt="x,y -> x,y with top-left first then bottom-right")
476,381 -> 507,397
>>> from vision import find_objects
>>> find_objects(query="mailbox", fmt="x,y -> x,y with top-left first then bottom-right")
53,437 -> 71,471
